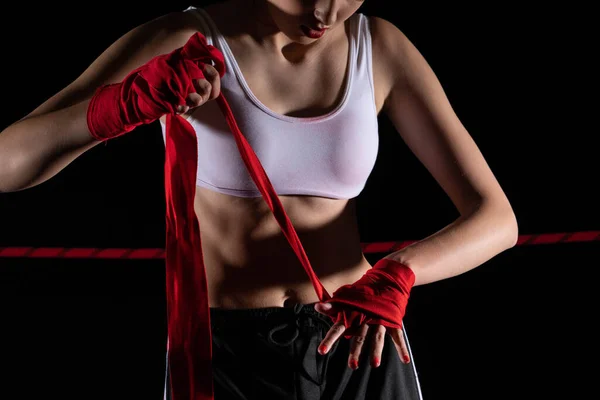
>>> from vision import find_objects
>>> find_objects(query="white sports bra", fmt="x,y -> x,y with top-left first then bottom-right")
160,7 -> 379,199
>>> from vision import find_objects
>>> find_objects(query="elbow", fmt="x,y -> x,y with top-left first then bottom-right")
478,197 -> 519,250
0,131 -> 16,192
505,209 -> 519,249
495,201 -> 519,249
0,156 -> 21,193
0,148 -> 30,193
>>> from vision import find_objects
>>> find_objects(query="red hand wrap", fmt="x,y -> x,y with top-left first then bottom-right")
86,34 -> 224,140
324,258 -> 415,338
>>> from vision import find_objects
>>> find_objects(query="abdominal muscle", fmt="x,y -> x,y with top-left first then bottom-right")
194,185 -> 372,309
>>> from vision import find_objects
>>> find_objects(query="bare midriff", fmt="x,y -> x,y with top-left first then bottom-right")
195,186 -> 372,309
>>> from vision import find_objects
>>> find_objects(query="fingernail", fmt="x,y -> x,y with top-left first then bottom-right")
371,357 -> 380,368
403,355 -> 410,364
177,105 -> 184,113
349,359 -> 359,370
322,303 -> 332,310
318,344 -> 328,355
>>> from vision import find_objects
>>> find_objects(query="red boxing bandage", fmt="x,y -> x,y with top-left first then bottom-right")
86,36 -> 224,141
323,258 -> 415,338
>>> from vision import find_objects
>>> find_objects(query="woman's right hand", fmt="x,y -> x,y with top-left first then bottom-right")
89,31 -> 226,140
178,62 -> 222,115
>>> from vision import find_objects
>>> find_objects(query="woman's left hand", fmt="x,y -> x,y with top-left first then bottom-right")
314,302 -> 411,369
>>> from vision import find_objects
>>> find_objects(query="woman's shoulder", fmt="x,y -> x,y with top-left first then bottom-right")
130,8 -> 208,52
360,14 -> 422,107
364,15 -> 409,56
364,15 -> 419,79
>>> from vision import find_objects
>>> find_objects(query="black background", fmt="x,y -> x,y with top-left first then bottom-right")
0,2 -> 596,399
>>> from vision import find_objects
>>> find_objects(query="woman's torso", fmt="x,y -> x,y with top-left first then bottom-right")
166,4 -> 391,309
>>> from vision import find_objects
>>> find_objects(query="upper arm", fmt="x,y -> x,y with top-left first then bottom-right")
22,10 -> 203,120
371,17 -> 513,215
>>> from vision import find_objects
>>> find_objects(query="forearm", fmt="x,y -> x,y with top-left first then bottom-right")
385,200 -> 519,286
0,99 -> 99,192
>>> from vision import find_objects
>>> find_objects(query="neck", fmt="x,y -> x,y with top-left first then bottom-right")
225,0 -> 336,62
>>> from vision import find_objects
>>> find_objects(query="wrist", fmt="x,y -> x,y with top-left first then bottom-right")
373,257 -> 410,271
87,83 -> 136,141
373,257 -> 416,289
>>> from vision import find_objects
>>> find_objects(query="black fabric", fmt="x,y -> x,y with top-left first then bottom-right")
165,302 -> 421,400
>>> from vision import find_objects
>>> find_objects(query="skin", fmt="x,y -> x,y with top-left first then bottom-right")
0,0 -> 518,373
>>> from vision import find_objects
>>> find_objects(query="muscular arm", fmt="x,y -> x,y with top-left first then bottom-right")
370,17 -> 519,286
0,11 -> 201,192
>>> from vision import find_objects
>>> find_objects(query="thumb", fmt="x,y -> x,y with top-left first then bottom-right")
314,302 -> 334,314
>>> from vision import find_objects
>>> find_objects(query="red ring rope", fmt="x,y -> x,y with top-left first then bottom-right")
0,231 -> 597,259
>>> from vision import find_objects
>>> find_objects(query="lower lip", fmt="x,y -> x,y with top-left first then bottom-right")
301,25 -> 327,39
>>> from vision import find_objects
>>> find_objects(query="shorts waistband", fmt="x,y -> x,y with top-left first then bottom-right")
209,302 -> 330,328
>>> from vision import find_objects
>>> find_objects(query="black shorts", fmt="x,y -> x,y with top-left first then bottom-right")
164,302 -> 422,399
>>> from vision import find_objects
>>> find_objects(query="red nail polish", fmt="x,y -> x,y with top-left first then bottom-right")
372,357 -> 380,368
403,355 -> 410,364
318,345 -> 328,355
349,359 -> 359,370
